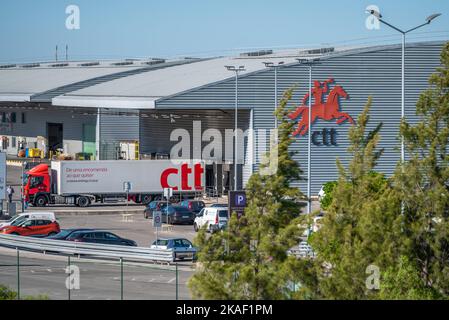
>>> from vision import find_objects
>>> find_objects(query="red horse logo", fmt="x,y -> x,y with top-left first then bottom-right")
289,78 -> 355,136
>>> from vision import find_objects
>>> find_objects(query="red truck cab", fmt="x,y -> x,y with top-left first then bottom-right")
24,164 -> 51,206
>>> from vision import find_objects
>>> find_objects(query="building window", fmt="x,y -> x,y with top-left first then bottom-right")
21,112 -> 26,123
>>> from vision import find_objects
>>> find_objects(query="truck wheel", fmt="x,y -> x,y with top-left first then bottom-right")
141,195 -> 152,205
35,195 -> 48,207
194,223 -> 199,232
78,196 -> 91,208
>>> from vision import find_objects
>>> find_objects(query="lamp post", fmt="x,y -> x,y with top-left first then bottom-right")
225,65 -> 246,191
297,58 -> 321,215
367,10 -> 441,164
263,61 -> 285,129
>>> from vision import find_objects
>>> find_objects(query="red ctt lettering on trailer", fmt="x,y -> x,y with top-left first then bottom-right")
160,163 -> 204,191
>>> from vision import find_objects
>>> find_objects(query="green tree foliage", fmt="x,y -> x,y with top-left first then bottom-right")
300,97 -> 403,299
319,181 -> 337,210
0,285 -> 17,300
0,284 -> 48,300
189,89 -> 306,299
392,42 -> 449,297
379,256 -> 439,300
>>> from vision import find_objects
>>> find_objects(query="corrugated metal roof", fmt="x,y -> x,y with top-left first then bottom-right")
0,65 -> 143,101
0,58 -> 199,102
52,56 -> 292,109
52,42 -> 436,109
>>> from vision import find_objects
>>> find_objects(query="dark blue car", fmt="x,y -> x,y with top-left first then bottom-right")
46,228 -> 93,240
66,230 -> 137,246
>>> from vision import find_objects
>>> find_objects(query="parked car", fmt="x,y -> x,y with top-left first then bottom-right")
194,207 -> 228,233
209,203 -> 228,208
0,212 -> 56,229
161,205 -> 195,225
178,200 -> 205,214
144,201 -> 168,219
66,230 -> 137,246
1,218 -> 60,237
151,238 -> 197,261
46,228 -> 94,240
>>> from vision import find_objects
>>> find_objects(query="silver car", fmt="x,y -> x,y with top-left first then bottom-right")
151,238 -> 198,261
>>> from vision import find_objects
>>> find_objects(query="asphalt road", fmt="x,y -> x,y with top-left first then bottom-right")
0,248 -> 193,300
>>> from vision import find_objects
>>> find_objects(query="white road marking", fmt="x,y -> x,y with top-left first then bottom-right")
167,277 -> 176,283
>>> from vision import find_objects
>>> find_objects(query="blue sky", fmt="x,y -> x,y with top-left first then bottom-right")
0,0 -> 448,63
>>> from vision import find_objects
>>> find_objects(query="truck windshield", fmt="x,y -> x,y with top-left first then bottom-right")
29,176 -> 44,188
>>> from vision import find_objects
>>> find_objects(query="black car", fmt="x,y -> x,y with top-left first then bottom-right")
178,200 -> 205,214
66,230 -> 137,246
161,205 -> 195,225
144,201 -> 168,219
46,228 -> 93,240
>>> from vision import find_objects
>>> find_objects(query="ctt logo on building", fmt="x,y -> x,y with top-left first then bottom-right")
289,79 -> 355,146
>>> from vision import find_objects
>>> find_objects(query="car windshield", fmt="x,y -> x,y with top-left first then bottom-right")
192,202 -> 205,209
66,232 -> 83,239
218,210 -> 228,218
153,239 -> 169,246
51,230 -> 71,238
10,216 -> 27,226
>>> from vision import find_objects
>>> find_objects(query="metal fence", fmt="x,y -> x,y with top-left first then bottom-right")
0,235 -> 190,300
0,248 -> 184,300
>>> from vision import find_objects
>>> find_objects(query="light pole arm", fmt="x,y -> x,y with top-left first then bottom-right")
405,22 -> 430,34
378,18 -> 405,34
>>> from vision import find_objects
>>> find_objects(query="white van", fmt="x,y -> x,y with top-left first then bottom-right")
194,207 -> 228,233
0,212 -> 56,229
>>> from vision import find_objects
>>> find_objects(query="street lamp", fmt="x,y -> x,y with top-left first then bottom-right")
367,9 -> 441,164
225,65 -> 246,191
263,61 -> 285,129
297,58 -> 321,215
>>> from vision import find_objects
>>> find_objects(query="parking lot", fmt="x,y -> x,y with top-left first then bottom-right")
56,212 -> 197,247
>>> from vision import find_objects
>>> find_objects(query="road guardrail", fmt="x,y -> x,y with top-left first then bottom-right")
0,234 -> 174,263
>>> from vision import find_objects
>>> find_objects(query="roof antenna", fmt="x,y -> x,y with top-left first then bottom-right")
55,45 -> 58,62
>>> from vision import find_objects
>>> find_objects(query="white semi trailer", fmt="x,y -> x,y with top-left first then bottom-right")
23,160 -> 205,207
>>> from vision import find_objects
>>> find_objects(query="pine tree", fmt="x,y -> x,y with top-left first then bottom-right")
188,89 -> 306,299
300,97 -> 403,299
391,42 -> 449,298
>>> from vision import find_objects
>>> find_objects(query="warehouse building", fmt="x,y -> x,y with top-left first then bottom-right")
0,41 -> 445,194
